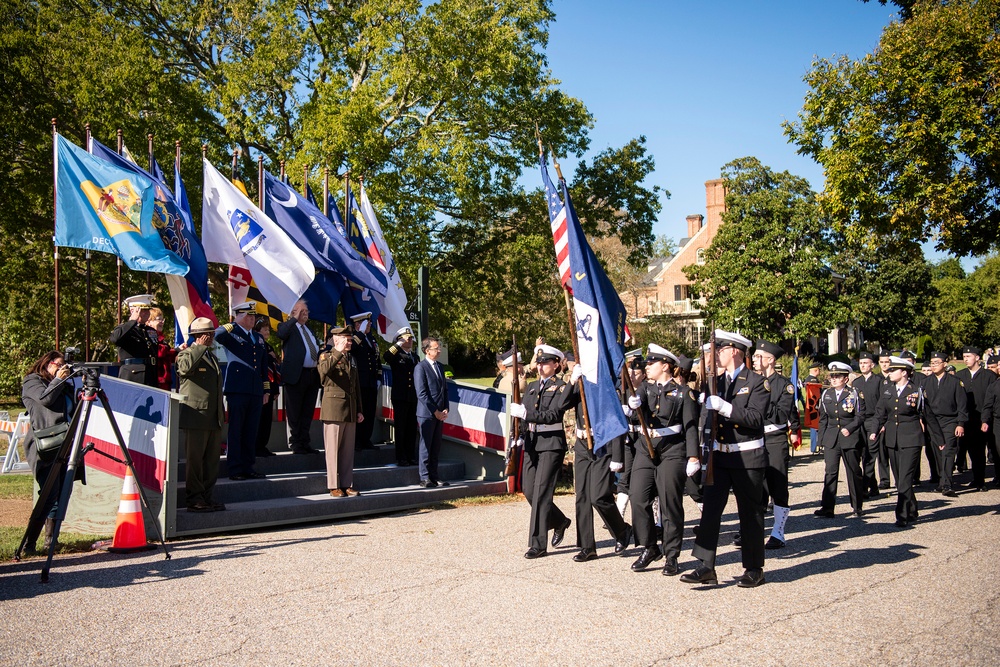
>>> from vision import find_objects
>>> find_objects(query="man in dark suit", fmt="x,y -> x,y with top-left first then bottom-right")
923,351 -> 967,496
277,300 -> 322,455
680,330 -> 769,588
215,301 -> 270,481
176,317 -> 226,512
383,327 -> 419,466
413,336 -> 449,487
349,311 -> 382,449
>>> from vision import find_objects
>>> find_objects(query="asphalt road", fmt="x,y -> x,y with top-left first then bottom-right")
1,454 -> 998,666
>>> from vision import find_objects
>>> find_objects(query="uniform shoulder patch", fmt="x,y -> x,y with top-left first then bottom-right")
689,390 -> 697,401
763,379 -> 770,392
859,391 -> 865,400
785,384 -> 794,394
960,380 -> 965,387
557,385 -> 566,393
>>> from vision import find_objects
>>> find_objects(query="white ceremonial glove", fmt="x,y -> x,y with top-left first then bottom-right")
698,392 -> 706,405
621,403 -> 633,417
609,461 -> 624,472
570,364 -> 584,384
627,394 -> 642,410
509,403 -> 527,419
686,459 -> 701,477
516,437 -> 525,449
705,395 -> 733,418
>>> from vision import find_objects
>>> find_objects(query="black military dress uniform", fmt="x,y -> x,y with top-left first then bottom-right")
383,335 -> 419,466
956,355 -> 998,491
109,319 -> 159,387
851,362 -> 885,495
868,366 -> 924,526
922,357 -> 968,495
350,317 -> 383,449
817,381 -> 866,516
682,334 -> 769,588
629,375 -> 699,573
520,366 -> 577,557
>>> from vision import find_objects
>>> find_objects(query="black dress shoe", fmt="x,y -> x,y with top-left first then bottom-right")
551,517 -> 572,548
737,568 -> 766,588
573,549 -> 598,562
680,565 -> 718,585
661,556 -> 679,576
878,480 -> 891,489
436,480 -> 450,487
733,532 -> 742,548
524,547 -> 547,559
894,518 -> 908,528
942,488 -> 958,497
764,536 -> 785,550
247,472 -> 266,479
187,503 -> 214,513
814,509 -> 835,518
614,524 -> 633,556
228,475 -> 248,481
292,448 -> 316,455
630,546 -> 663,571
418,479 -> 438,488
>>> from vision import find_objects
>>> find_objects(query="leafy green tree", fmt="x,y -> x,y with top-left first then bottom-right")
928,259 -> 982,354
860,0 -> 917,20
785,0 -> 1000,256
684,157 -> 843,342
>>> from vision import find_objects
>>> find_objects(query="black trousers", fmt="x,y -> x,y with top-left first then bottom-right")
964,427 -> 988,487
256,398 -> 275,455
226,393 -> 262,476
392,399 -> 418,464
929,418 -> 960,491
417,416 -> 442,482
356,384 -> 378,448
917,427 -> 939,483
888,445 -> 921,522
522,449 -> 567,552
877,431 -> 892,485
692,465 -> 766,570
574,443 -> 627,551
629,451 -> 686,558
284,368 -> 320,451
615,434 -> 637,496
821,442 -> 863,513
988,422 -> 1000,483
763,434 -> 790,507
860,425 -> 881,493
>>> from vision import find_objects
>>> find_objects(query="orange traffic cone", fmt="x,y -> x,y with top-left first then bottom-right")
107,470 -> 154,553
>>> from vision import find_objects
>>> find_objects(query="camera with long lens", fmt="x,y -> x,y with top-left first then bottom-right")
61,346 -> 101,388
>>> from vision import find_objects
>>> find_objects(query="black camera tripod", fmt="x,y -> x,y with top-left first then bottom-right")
15,368 -> 170,582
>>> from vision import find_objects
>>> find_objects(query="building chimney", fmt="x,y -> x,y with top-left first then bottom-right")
686,214 -> 704,239
705,178 -> 726,237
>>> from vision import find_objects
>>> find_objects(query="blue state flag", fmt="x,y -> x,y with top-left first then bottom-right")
55,134 -> 188,275
562,180 -> 629,454
262,172 -> 387,324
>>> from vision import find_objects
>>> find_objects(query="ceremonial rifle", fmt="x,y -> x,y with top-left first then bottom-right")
504,335 -> 522,478
705,326 -> 719,485
621,365 -> 656,460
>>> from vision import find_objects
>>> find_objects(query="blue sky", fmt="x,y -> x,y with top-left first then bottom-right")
540,1 -> 968,265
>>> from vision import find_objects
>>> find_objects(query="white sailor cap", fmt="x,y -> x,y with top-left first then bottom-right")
124,294 -> 153,308
534,344 -> 564,363
827,361 -> 853,375
888,356 -> 914,371
714,329 -> 752,352
394,327 -> 414,341
231,301 -> 257,315
501,352 -> 523,367
349,311 -> 373,321
646,343 -> 679,365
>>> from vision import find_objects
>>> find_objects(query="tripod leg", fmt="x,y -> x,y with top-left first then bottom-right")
15,399 -> 86,561
40,397 -> 95,583
99,389 -> 170,559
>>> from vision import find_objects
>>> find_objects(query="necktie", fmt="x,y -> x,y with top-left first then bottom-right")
303,325 -> 318,363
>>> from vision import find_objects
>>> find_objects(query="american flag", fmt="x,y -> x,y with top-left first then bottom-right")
540,154 -> 572,291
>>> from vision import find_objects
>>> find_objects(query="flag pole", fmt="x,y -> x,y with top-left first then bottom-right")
115,129 -> 123,325
84,123 -> 92,361
279,159 -> 285,183
145,134 -> 154,293
303,164 -> 309,194
323,166 -> 330,338
52,118 -> 60,350
550,148 -> 595,452
258,153 -> 264,209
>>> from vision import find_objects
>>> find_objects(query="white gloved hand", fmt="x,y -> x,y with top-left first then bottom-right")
609,461 -> 624,472
509,403 -> 526,419
686,459 -> 701,477
621,403 -> 633,417
705,394 -> 733,418
698,392 -> 706,405
516,437 -> 524,449
570,364 -> 584,384
627,394 -> 642,410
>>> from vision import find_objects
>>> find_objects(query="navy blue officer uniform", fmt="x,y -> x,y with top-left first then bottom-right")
867,356 -> 925,527
109,294 -> 160,387
627,344 -> 700,575
816,362 -> 866,516
383,327 -> 420,466
681,330 -> 770,588
512,345 -> 576,558
215,302 -> 270,480
851,351 -> 885,495
922,352 -> 968,496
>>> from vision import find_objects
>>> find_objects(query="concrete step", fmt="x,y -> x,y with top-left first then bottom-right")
177,444 -> 397,479
177,460 -> 466,506
171,479 -> 509,537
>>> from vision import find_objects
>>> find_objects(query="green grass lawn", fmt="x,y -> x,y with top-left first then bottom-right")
0,474 -> 107,560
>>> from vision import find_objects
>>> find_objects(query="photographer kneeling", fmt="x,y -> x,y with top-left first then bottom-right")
20,351 -> 79,555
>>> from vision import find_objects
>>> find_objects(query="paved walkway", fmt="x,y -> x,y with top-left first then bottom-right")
1,455 -> 999,666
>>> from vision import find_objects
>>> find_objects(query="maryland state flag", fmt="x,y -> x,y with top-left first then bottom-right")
228,266 -> 284,330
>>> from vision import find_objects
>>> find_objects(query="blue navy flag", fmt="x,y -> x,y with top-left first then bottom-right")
790,350 -> 800,407
561,180 -> 629,454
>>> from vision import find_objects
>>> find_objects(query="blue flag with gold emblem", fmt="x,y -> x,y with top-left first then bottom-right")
561,179 -> 629,454
54,134 -> 188,275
